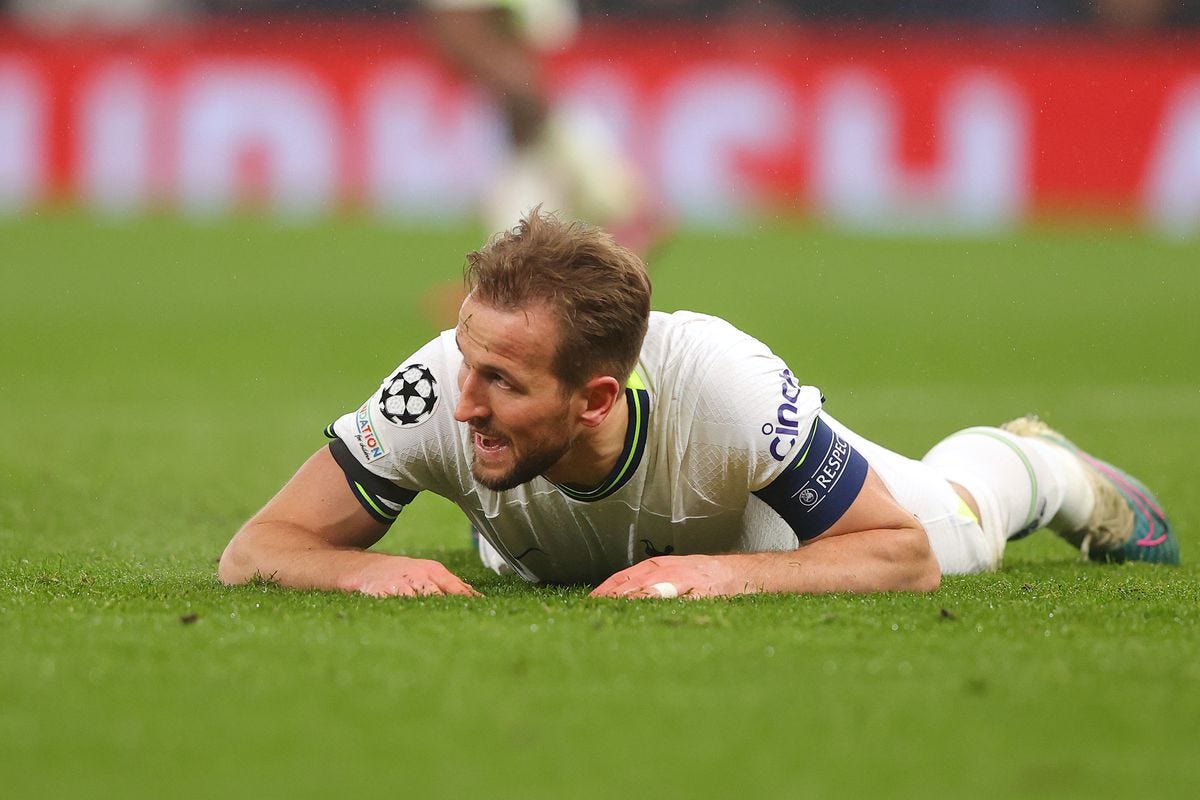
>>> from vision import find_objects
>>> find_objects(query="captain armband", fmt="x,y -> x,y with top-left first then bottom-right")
752,417 -> 869,543
327,438 -> 418,525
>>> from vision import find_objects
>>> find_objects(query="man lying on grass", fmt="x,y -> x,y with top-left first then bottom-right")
219,210 -> 1179,599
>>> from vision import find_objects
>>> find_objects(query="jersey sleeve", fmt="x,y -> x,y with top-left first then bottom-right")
683,319 -> 868,543
750,412 -> 869,541
323,333 -> 460,525
324,434 -> 418,524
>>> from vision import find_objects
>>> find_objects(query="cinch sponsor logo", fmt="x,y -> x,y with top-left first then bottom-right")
355,403 -> 386,461
762,368 -> 803,461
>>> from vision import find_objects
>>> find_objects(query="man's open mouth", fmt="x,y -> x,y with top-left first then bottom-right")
473,431 -> 508,455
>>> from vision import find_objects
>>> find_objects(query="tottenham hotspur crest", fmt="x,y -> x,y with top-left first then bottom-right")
379,363 -> 438,426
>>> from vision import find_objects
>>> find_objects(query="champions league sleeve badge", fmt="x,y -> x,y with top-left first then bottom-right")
378,364 -> 439,426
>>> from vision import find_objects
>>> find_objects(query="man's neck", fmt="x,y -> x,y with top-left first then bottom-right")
543,389 -> 629,490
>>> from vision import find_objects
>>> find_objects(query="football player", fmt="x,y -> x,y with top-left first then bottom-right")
220,210 -> 1178,598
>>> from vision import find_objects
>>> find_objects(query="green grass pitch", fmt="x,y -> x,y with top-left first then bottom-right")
2,213 -> 1198,798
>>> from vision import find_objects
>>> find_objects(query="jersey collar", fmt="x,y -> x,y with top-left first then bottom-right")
551,369 -> 650,503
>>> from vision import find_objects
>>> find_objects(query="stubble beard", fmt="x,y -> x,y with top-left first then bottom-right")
471,426 -> 575,492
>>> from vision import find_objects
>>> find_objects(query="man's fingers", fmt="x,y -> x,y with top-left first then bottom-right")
591,578 -> 711,599
433,576 -> 481,597
351,560 -> 483,598
364,583 -> 416,597
591,581 -> 684,599
591,571 -> 635,596
427,565 -> 481,596
590,578 -> 632,597
593,561 -> 693,598
408,576 -> 479,597
357,577 -> 457,598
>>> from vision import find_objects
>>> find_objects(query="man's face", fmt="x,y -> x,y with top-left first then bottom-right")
453,295 -> 580,491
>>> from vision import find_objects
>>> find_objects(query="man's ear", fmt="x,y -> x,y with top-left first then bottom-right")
576,376 -> 622,428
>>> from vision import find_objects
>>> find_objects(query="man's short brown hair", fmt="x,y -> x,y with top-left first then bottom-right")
464,208 -> 652,389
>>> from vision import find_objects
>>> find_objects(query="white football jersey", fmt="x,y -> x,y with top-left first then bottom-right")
327,310 -> 959,584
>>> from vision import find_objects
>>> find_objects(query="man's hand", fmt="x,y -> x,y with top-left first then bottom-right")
338,556 -> 480,598
590,554 -> 760,599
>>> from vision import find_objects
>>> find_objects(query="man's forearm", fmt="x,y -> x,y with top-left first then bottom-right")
219,522 -> 399,591
590,524 -> 940,598
220,522 -> 479,597
731,526 -> 941,595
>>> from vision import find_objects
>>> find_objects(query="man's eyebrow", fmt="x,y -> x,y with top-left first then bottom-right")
455,331 -> 517,382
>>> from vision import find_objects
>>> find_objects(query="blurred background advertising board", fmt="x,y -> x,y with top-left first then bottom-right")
1,4 -> 1198,234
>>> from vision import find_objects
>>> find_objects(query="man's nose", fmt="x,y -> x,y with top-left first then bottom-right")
454,372 -> 487,423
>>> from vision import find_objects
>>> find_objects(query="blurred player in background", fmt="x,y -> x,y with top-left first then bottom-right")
419,0 -> 665,325
219,209 -> 1179,600
424,0 -> 658,244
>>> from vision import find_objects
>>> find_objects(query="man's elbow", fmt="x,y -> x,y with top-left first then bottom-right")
217,529 -> 258,586
911,557 -> 942,593
903,526 -> 942,592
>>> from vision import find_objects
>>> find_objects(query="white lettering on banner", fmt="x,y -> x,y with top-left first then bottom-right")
1144,79 -> 1200,236
815,71 -> 891,223
81,65 -> 153,213
363,65 -> 499,218
176,64 -> 339,216
657,68 -> 795,220
941,75 -> 1027,227
3,41 -> 1197,236
0,60 -> 44,212
814,70 -> 1027,231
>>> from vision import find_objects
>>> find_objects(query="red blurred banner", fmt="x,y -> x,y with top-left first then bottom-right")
2,18 -> 1198,232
